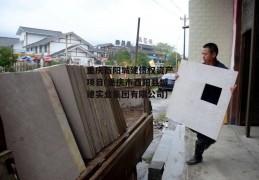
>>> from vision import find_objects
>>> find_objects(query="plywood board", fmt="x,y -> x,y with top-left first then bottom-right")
0,71 -> 85,180
166,60 -> 238,140
35,65 -> 96,159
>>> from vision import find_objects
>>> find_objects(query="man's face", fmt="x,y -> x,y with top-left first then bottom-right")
202,48 -> 216,64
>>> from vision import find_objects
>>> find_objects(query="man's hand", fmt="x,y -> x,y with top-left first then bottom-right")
175,72 -> 179,80
230,84 -> 237,93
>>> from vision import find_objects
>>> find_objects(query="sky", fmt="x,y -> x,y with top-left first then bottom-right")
0,0 -> 189,55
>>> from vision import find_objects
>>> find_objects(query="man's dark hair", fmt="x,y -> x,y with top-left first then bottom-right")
203,43 -> 218,57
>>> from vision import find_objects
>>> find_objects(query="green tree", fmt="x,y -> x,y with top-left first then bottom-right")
105,57 -> 116,66
164,51 -> 181,71
114,50 -> 132,66
0,47 -> 18,72
137,51 -> 149,66
156,42 -> 175,53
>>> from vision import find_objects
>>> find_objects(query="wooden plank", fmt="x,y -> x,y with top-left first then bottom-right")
0,71 -> 85,180
89,114 -> 153,180
78,113 -> 148,179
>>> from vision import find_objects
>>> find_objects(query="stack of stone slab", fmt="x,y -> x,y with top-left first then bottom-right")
0,71 -> 85,180
66,65 -> 127,153
0,64 -> 127,179
37,64 -> 127,158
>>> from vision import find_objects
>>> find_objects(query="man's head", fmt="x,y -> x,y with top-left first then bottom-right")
202,43 -> 218,65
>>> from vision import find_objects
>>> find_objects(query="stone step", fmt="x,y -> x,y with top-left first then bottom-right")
148,122 -> 183,180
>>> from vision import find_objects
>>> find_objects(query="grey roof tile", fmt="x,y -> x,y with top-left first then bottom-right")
0,37 -> 19,47
50,45 -> 100,61
16,26 -> 63,36
25,32 -> 94,49
95,43 -> 114,47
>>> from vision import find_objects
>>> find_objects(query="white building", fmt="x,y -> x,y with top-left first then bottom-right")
13,26 -> 105,66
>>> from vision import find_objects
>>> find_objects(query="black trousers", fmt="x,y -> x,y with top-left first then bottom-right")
195,132 -> 216,159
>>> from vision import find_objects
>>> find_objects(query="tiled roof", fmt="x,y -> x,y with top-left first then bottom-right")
0,37 -> 19,47
95,43 -> 115,47
16,26 -> 63,36
24,36 -> 56,48
50,44 -> 100,61
24,32 -> 94,49
89,46 -> 107,53
138,43 -> 155,50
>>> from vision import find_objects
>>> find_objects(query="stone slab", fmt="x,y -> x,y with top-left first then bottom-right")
148,161 -> 164,180
70,65 -> 104,152
0,71 -> 85,180
151,129 -> 175,163
166,60 -> 238,140
35,65 -> 95,159
162,124 -> 187,180
82,68 -> 114,145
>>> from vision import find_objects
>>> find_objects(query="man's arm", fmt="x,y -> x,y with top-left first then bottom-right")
175,72 -> 179,80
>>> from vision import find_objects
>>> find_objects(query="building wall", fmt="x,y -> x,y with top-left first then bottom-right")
49,36 -> 86,54
19,32 -> 25,42
70,48 -> 88,57
13,42 -> 24,53
242,0 -> 255,34
49,42 -> 67,54
80,45 -> 89,51
189,0 -> 234,67
59,34 -> 82,45
27,34 -> 47,46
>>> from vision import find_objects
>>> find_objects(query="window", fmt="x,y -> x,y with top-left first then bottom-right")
39,46 -> 42,53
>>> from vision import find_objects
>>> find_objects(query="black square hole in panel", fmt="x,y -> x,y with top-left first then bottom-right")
201,84 -> 222,105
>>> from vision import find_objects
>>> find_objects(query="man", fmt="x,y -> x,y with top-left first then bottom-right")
184,43 -> 236,165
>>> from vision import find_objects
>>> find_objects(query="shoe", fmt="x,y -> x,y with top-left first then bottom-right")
186,156 -> 202,165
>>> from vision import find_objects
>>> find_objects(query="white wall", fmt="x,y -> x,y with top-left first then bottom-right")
13,42 -> 24,53
78,58 -> 91,66
49,37 -> 84,54
27,34 -> 47,45
58,35 -> 82,45
188,0 -> 234,67
49,42 -> 66,54
19,32 -> 25,42
80,44 -> 89,50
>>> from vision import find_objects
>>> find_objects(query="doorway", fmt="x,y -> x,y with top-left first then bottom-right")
240,30 -> 251,125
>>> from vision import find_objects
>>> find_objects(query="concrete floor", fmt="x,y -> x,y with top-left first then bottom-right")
137,92 -> 259,180
140,122 -> 259,180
